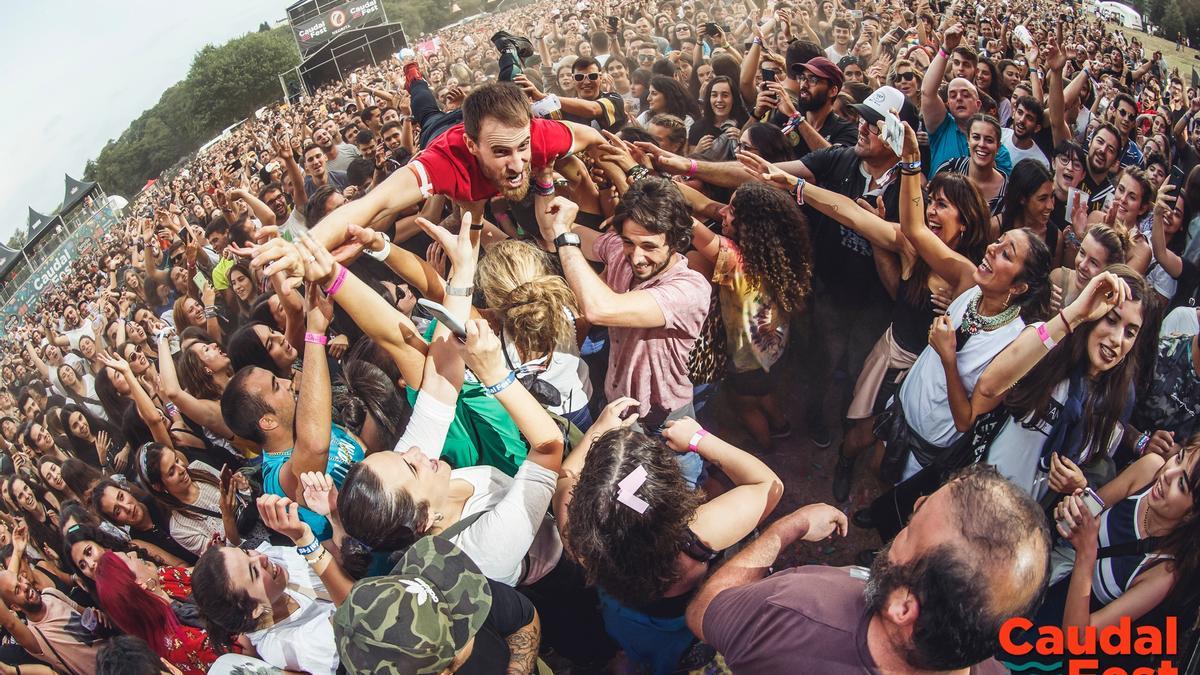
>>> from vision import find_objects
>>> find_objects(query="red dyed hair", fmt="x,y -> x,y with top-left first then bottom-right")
94,551 -> 180,657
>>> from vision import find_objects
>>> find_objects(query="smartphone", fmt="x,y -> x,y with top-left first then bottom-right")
227,158 -> 242,173
179,227 -> 191,245
193,271 -> 208,292
642,405 -> 671,431
887,26 -> 906,42
607,15 -> 619,30
761,67 -> 777,83
1057,487 -> 1105,533
850,9 -> 863,19
417,298 -> 468,338
704,22 -> 720,36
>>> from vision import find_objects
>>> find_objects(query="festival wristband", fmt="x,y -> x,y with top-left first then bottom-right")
304,332 -> 328,346
364,236 -> 391,261
1135,432 -> 1151,455
686,158 -> 698,178
322,265 -> 348,297
445,284 -> 475,297
938,47 -> 948,59
296,539 -> 321,556
898,160 -> 922,173
1034,322 -> 1056,351
483,371 -> 517,396
794,177 -> 806,206
687,429 -> 709,453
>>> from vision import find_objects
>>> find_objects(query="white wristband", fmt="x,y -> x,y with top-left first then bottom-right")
365,236 -> 391,261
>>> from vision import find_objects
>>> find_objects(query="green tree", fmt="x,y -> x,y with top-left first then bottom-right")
6,230 -> 27,250
1161,0 -> 1186,43
259,21 -> 272,32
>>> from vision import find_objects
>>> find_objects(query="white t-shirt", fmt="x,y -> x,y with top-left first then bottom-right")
1161,306 -> 1200,338
450,461 -> 562,586
899,287 -> 1026,451
502,324 -> 591,416
986,379 -> 1122,500
825,45 -> 850,62
59,320 -> 96,351
400,392 -> 563,586
1001,128 -> 1050,169
248,544 -> 338,675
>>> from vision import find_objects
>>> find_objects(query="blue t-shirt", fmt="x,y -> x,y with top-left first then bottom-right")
261,423 -> 364,541
928,112 -> 1013,177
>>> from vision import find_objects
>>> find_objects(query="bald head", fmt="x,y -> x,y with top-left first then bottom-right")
946,78 -> 982,121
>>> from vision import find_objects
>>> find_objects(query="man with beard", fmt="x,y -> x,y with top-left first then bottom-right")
535,183 -> 709,432
300,144 -> 350,200
688,465 -> 1049,674
46,301 -> 95,351
763,56 -> 857,159
1045,39 -> 1119,211
1105,93 -> 1144,168
308,81 -> 605,250
257,181 -> 307,242
516,56 -> 626,133
0,569 -> 110,674
1001,96 -> 1049,168
923,24 -> 1013,175
312,126 -> 360,173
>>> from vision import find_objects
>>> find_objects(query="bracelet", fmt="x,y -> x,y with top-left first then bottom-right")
686,158 -> 698,179
752,36 -> 763,46
296,539 -> 321,556
1063,227 -> 1081,248
483,370 -> 517,396
898,160 -> 922,174
364,236 -> 391,261
532,179 -> 555,197
322,265 -> 348,297
938,47 -> 948,59
304,332 -> 328,346
793,177 -> 806,206
445,284 -> 475,297
203,306 -> 218,319
1135,431 -> 1151,455
1058,309 -> 1074,337
306,547 -> 330,566
687,429 -> 709,453
1034,322 -> 1056,351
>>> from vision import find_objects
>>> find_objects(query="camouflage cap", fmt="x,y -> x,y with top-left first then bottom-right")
332,536 -> 492,674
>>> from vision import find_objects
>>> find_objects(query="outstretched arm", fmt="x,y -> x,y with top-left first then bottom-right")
921,23 -> 959,134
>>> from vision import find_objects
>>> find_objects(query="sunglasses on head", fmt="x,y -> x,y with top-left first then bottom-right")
574,72 -> 601,82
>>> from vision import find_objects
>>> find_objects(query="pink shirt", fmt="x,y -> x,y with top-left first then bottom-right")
594,232 -> 710,415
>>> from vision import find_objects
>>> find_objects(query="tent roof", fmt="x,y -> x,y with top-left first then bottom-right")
27,207 -> 61,237
62,174 -> 97,212
0,243 -> 20,283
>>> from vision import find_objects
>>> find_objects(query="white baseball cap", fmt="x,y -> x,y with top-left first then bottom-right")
851,86 -> 905,125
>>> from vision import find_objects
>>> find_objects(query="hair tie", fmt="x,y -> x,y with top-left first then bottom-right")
615,465 -> 649,514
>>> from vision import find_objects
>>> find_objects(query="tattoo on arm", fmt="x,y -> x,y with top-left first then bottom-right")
505,618 -> 541,675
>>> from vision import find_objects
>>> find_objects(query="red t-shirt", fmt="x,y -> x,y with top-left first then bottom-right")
413,118 -> 573,201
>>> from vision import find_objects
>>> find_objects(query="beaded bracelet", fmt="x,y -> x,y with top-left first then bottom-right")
532,180 -> 556,197
483,371 -> 517,396
322,265 -> 348,297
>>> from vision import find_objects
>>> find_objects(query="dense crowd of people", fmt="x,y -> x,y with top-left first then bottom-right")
0,0 -> 1199,671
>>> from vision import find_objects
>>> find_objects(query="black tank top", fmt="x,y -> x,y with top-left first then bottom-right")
891,274 -> 938,354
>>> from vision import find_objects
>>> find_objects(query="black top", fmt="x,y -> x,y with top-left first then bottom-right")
891,273 -> 939,354
456,579 -> 537,675
134,499 -> 198,565
800,146 -> 899,308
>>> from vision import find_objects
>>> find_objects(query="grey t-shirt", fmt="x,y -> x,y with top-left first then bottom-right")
325,143 -> 361,173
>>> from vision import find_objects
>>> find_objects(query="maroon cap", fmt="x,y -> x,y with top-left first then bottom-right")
793,56 -> 845,87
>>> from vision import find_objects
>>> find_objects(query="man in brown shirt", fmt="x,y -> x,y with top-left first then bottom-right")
0,570 -> 109,675
688,465 -> 1050,674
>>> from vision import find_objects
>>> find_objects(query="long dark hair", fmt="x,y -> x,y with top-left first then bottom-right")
61,458 -> 105,504
1154,437 -> 1200,613
132,442 -> 220,521
336,462 -> 428,579
1009,227 -> 1054,322
700,75 -> 748,130
563,428 -> 704,608
4,475 -> 62,554
904,173 -> 991,306
743,123 -> 792,163
60,404 -> 125,468
227,322 -> 288,376
1005,265 -> 1149,455
332,360 -> 411,454
649,76 -> 700,122
222,264 -> 256,328
999,160 -> 1053,234
729,183 -> 814,314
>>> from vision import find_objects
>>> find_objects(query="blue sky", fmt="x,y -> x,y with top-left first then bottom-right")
0,0 -> 289,243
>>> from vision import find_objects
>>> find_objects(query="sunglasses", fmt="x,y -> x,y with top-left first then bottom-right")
573,72 -> 601,82
895,72 -> 918,81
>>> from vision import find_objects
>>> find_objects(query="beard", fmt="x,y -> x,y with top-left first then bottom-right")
798,89 -> 828,113
491,166 -> 530,202
629,255 -> 670,281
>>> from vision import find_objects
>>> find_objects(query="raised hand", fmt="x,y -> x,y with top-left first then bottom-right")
300,472 -> 339,518
590,397 -> 641,436
459,319 -> 507,384
737,150 -> 796,190
414,211 -> 481,283
257,494 -> 314,544
1066,270 -> 1130,326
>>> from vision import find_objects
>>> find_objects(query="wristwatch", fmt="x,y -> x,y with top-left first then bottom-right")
554,232 -> 581,249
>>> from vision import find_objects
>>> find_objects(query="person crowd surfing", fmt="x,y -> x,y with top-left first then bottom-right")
1,0 -> 1199,671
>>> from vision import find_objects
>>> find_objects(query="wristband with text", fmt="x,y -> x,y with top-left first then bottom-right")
304,332 -> 328,346
687,429 -> 709,452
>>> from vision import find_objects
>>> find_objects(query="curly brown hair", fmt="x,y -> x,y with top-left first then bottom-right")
728,182 -> 814,314
563,428 -> 704,608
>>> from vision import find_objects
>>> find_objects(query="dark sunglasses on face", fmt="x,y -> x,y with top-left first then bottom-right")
574,72 -> 601,82
895,71 -> 918,81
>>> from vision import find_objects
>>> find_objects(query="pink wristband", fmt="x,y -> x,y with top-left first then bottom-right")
304,332 -> 328,346
686,158 -> 698,178
322,265 -> 347,297
687,428 -> 709,453
938,48 -> 948,59
1035,322 -> 1056,350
